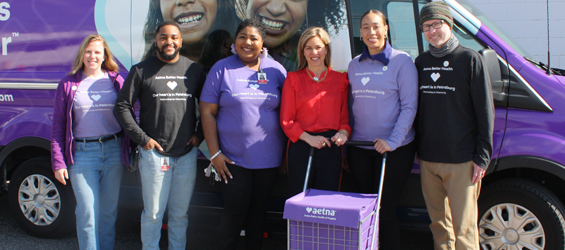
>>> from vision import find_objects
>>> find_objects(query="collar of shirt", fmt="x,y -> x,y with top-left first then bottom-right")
306,67 -> 331,80
359,41 -> 392,66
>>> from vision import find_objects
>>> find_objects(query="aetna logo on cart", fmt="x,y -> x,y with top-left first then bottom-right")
306,207 -> 336,216
0,94 -> 13,102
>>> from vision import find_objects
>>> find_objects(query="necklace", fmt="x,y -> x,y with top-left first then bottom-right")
306,68 -> 328,82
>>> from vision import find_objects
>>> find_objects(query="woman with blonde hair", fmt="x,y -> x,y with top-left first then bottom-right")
280,27 -> 350,197
51,34 -> 131,250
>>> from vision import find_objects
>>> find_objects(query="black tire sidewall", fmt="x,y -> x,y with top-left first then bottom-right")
479,179 -> 565,249
8,157 -> 75,238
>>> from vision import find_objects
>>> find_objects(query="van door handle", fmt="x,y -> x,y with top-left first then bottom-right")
493,92 -> 508,107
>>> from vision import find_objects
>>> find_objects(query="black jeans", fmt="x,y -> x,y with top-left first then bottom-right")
287,130 -> 342,197
217,164 -> 278,250
347,141 -> 416,250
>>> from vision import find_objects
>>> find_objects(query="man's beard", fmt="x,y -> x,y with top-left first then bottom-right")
157,44 -> 180,60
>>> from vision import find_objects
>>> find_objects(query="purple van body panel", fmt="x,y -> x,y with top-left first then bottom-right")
556,75 -> 565,87
476,24 -> 565,168
0,0 -> 127,82
0,89 -> 54,145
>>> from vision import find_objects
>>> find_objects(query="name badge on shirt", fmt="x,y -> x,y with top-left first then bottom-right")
161,157 -> 170,172
258,71 -> 268,84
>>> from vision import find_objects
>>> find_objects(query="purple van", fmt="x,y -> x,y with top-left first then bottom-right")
1,0 -> 564,248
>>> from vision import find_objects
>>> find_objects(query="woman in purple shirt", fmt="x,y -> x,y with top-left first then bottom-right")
347,10 -> 418,250
199,19 -> 287,250
51,34 -> 131,250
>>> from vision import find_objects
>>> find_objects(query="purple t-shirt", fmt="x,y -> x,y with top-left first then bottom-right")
347,46 -> 418,151
200,55 -> 287,169
72,72 -> 122,138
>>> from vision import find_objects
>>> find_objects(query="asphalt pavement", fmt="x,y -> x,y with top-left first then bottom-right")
0,194 -> 433,250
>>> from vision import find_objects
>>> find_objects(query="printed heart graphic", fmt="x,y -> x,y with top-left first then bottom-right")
430,72 -> 441,82
361,77 -> 370,86
167,81 -> 178,90
249,84 -> 260,90
91,95 -> 101,101
306,207 -> 312,213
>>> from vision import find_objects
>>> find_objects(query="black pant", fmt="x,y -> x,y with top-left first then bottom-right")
288,130 -> 342,197
347,141 -> 416,250
217,164 -> 278,250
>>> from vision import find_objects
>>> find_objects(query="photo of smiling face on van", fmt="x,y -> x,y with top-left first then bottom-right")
235,0 -> 346,71
160,0 -> 218,44
143,0 -> 238,62
240,0 -> 308,48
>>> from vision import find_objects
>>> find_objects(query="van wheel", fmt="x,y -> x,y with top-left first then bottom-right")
8,157 -> 75,238
478,179 -> 565,250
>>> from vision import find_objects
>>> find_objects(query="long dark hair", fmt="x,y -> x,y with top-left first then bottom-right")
306,0 -> 346,34
198,30 -> 234,73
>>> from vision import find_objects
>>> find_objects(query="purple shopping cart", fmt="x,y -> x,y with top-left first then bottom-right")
283,141 -> 388,250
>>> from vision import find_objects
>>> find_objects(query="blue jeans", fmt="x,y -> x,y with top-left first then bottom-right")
138,146 -> 197,250
68,136 -> 124,250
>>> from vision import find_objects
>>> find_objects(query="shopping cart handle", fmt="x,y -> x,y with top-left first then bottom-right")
344,141 -> 375,146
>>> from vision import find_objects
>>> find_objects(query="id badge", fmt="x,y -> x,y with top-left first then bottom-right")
258,72 -> 267,84
161,157 -> 170,172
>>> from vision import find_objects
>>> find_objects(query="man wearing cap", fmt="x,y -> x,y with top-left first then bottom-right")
415,1 -> 494,249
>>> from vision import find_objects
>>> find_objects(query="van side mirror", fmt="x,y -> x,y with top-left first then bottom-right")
479,49 -> 507,106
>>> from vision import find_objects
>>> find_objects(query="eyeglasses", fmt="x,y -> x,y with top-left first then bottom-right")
421,20 -> 444,32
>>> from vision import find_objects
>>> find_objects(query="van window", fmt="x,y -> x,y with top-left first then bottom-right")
387,2 -> 419,59
455,0 -> 534,59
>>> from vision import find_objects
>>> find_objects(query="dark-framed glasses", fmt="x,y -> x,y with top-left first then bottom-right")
421,20 -> 444,32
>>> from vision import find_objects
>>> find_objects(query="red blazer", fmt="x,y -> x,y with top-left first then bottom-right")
280,68 -> 351,142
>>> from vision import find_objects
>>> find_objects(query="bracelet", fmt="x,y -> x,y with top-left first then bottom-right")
338,129 -> 349,138
210,150 -> 222,161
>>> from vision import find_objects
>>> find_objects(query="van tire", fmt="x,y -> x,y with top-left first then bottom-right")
8,157 -> 75,238
478,179 -> 565,250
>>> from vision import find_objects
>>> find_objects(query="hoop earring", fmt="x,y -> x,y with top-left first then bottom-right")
360,37 -> 363,41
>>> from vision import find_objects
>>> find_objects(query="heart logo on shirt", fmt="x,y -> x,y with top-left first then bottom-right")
91,95 -> 101,101
249,84 -> 260,90
167,81 -> 178,90
361,77 -> 370,86
430,72 -> 441,82
306,207 -> 312,213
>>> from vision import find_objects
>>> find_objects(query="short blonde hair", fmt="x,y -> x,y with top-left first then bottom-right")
69,34 -> 119,75
297,27 -> 332,71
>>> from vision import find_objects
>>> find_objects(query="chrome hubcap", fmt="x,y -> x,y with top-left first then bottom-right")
480,203 -> 544,250
18,174 -> 61,226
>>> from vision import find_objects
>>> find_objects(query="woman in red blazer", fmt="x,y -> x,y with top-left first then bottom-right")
280,27 -> 351,197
